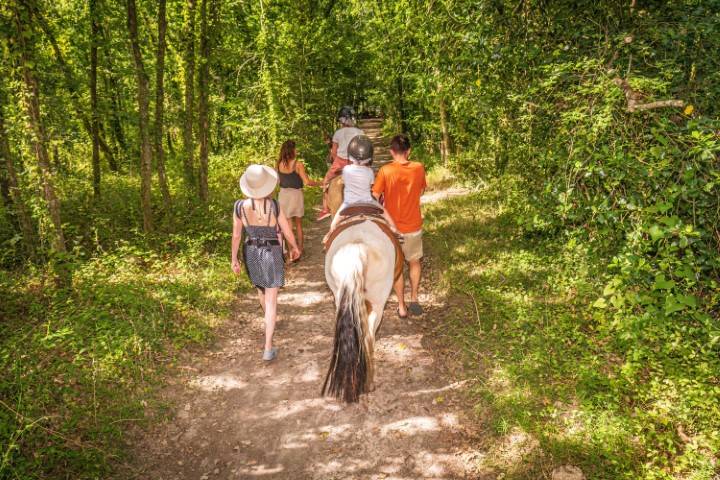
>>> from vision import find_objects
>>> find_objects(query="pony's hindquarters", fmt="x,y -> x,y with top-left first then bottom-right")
322,242 -> 369,403
323,221 -> 396,402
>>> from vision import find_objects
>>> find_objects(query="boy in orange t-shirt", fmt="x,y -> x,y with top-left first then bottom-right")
372,134 -> 427,318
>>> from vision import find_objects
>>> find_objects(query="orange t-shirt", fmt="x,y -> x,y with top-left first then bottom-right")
372,160 -> 426,233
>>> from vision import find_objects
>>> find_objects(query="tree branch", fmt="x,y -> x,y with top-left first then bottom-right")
630,99 -> 685,112
613,77 -> 685,113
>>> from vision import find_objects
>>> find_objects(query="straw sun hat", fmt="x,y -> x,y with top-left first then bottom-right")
239,164 -> 278,199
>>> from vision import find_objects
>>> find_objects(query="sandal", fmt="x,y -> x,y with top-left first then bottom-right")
408,302 -> 423,316
397,307 -> 408,319
262,347 -> 278,361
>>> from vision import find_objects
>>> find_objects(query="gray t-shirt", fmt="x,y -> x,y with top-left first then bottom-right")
332,126 -> 364,160
342,164 -> 375,204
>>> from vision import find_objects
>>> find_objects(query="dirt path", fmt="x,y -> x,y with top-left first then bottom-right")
127,196 -> 483,480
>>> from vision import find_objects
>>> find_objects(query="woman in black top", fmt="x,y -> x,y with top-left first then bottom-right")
232,164 -> 300,361
276,140 -> 320,259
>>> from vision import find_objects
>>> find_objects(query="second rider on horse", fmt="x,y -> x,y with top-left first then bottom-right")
324,135 -> 399,243
316,106 -> 364,221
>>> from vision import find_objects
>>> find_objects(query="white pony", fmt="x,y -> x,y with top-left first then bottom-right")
322,218 -> 398,402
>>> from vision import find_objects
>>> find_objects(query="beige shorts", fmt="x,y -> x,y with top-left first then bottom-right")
278,188 -> 304,218
401,230 -> 423,261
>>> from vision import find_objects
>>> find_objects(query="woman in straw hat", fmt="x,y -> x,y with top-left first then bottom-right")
231,164 -> 300,361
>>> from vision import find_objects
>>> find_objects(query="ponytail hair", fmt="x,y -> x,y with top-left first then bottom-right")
277,140 -> 296,169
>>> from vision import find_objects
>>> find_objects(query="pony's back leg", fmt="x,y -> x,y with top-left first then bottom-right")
364,301 -> 386,392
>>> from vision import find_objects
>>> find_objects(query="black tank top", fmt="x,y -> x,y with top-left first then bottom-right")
278,162 -> 304,189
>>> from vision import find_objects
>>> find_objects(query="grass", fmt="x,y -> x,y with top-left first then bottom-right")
424,165 -> 458,192
0,157 -> 260,479
422,185 -> 718,479
0,229 -> 247,480
0,151 -> 327,479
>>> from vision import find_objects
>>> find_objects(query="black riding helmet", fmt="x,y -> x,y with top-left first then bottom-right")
347,135 -> 374,165
336,106 -> 356,122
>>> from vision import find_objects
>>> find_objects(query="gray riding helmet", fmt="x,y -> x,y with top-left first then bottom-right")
337,105 -> 355,122
337,106 -> 356,125
347,135 -> 374,165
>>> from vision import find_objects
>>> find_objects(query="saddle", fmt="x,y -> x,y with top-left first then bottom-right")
339,203 -> 385,217
324,203 -> 405,282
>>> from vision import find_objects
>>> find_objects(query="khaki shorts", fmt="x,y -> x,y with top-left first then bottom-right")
401,230 -> 423,261
278,187 -> 304,218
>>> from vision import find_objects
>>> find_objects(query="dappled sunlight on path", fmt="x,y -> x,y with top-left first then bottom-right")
125,195 -> 489,480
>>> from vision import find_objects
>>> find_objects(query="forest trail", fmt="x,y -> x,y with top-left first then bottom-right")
358,118 -> 392,170
125,196 -> 484,480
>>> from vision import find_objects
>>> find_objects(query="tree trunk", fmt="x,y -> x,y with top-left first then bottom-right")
14,4 -> 66,253
24,0 -> 118,173
99,22 -> 125,168
53,143 -> 62,172
154,0 -> 171,206
0,82 -> 36,257
182,0 -> 197,191
258,0 -> 278,145
396,74 -> 407,133
167,131 -> 175,157
439,94 -> 450,165
127,0 -> 153,233
105,71 -> 127,164
90,0 -> 101,197
0,161 -> 9,210
197,0 -> 212,202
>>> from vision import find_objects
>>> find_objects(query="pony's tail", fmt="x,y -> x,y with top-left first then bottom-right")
322,243 -> 369,403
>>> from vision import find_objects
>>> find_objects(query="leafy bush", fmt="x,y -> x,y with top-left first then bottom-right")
369,1 -> 720,476
425,187 -> 719,478
0,153 -> 254,479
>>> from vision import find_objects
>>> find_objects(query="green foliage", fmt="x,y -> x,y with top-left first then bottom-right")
0,153 -> 254,478
1,0 -> 719,477
425,188 -> 719,479
402,1 -> 720,477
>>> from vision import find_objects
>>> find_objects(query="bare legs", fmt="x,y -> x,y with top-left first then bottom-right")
408,259 -> 421,303
257,288 -> 266,312
394,274 -> 407,317
293,216 -> 304,254
257,287 -> 278,351
394,259 -> 422,317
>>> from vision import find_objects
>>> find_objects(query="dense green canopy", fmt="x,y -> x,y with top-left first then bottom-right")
0,0 -> 718,478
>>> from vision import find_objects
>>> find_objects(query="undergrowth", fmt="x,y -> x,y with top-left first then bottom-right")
0,154 -> 261,479
424,187 -> 719,480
